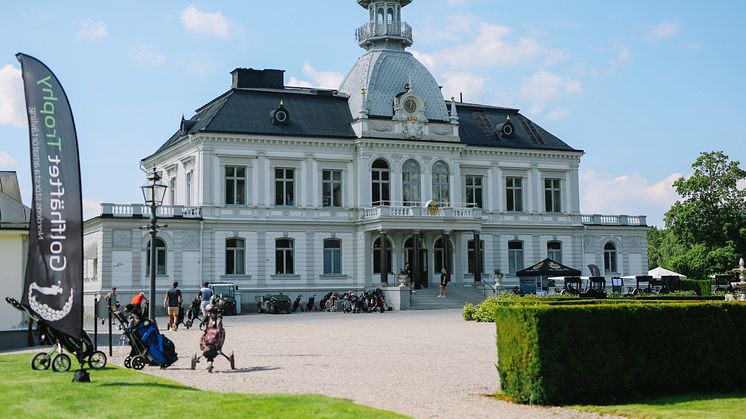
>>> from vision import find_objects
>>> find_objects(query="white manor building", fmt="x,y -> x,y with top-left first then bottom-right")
83,0 -> 648,310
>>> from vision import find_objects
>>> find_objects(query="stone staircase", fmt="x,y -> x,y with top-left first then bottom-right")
409,283 -> 489,310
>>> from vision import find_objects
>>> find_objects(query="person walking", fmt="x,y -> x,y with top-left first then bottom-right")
164,281 -> 183,331
438,268 -> 449,298
199,282 -> 213,316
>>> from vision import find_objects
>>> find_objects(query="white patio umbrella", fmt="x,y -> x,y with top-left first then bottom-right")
648,266 -> 687,279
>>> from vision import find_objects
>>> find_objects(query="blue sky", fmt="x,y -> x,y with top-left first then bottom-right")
1,0 -> 744,226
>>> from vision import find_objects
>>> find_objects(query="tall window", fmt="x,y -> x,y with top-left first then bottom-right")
402,159 -> 421,206
506,177 -> 523,212
465,175 -> 483,208
467,240 -> 485,274
371,159 -> 390,206
372,237 -> 392,274
604,242 -> 617,273
508,241 -> 524,275
169,178 -> 176,205
323,239 -> 342,274
322,170 -> 342,207
275,239 -> 294,274
544,178 -> 562,213
547,241 -> 562,263
225,238 -> 245,275
434,237 -> 451,273
432,161 -> 450,203
146,238 -> 167,275
275,168 -> 295,206
185,171 -> 193,206
225,166 -> 246,205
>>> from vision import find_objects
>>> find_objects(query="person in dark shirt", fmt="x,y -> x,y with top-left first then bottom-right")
164,281 -> 183,331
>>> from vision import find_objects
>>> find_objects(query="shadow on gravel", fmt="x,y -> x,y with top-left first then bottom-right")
217,366 -> 281,374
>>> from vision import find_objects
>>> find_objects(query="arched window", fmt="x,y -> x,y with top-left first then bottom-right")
402,159 -> 421,206
146,238 -> 167,275
468,240 -> 485,274
323,239 -> 342,275
373,236 -> 393,274
547,241 -> 562,264
508,241 -> 523,275
432,161 -> 450,204
377,8 -> 384,25
434,237 -> 452,273
225,238 -> 245,275
276,238 -> 294,274
387,8 -> 394,25
372,159 -> 390,206
604,242 -> 617,273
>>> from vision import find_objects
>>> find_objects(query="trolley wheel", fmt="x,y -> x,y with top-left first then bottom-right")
229,352 -> 236,370
185,320 -> 192,329
190,353 -> 198,370
207,363 -> 214,373
123,356 -> 132,369
131,355 -> 146,370
32,352 -> 50,370
88,351 -> 107,370
51,353 -> 71,372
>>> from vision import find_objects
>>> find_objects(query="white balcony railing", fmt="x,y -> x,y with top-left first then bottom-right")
100,203 -> 202,218
581,214 -> 646,226
361,202 -> 481,220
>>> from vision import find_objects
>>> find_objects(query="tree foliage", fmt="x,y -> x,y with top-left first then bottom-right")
650,151 -> 746,278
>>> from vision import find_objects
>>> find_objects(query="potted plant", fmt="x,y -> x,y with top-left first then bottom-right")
397,266 -> 411,287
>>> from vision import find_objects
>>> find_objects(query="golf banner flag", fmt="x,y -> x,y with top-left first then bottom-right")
17,53 -> 83,339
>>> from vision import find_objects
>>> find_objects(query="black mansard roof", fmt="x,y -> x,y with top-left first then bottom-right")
147,88 -> 579,160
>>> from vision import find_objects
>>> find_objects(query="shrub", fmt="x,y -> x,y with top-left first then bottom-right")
679,279 -> 713,296
462,303 -> 476,321
495,302 -> 746,405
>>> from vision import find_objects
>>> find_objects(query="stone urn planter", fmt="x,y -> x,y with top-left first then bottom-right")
397,274 -> 410,287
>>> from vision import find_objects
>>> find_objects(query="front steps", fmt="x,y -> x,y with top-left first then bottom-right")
408,283 -> 489,310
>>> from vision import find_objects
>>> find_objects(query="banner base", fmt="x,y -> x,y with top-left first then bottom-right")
72,369 -> 90,383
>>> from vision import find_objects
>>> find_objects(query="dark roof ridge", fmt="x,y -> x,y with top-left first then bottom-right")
194,90 -> 233,114
451,101 -> 520,112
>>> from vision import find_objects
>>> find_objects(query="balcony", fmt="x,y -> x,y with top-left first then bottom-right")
581,214 -> 647,226
99,203 -> 202,219
355,22 -> 413,47
361,203 -> 481,220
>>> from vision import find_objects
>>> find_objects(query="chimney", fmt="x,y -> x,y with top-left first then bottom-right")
231,68 -> 285,89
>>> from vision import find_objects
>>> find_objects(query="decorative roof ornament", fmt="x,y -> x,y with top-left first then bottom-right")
449,96 -> 459,125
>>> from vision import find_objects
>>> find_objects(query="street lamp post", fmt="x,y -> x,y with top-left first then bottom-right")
141,166 -> 168,321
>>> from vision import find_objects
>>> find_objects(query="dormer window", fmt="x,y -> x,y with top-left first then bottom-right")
270,100 -> 290,125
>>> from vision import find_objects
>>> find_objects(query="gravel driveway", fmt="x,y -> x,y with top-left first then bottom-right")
118,309 -> 615,419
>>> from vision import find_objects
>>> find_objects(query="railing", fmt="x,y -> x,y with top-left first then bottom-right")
581,214 -> 647,226
481,279 -> 498,299
100,203 -> 202,218
362,202 -> 481,220
355,21 -> 413,44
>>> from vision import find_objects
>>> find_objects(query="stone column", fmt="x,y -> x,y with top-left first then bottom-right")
443,230 -> 451,277
474,231 -> 481,282
381,230 -> 388,283
413,230 -> 421,289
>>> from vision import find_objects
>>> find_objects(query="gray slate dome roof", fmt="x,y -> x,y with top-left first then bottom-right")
339,49 -> 449,122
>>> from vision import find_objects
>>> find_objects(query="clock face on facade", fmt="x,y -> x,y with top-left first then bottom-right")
403,98 -> 417,113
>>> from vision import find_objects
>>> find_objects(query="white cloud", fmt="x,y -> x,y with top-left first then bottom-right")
82,198 -> 102,220
440,71 -> 486,103
181,5 -> 233,39
0,64 -> 25,128
648,21 -> 679,40
288,62 -> 344,89
545,49 -> 570,66
130,44 -> 166,66
76,19 -> 109,40
612,46 -> 631,64
546,107 -> 570,120
520,69 -> 583,114
581,171 -> 682,227
186,62 -> 212,77
0,150 -> 16,168
435,22 -> 542,68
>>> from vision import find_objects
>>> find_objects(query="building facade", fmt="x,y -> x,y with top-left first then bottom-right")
83,0 -> 648,309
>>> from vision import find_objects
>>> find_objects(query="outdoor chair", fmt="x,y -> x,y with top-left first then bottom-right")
714,274 -> 734,293
583,276 -> 607,298
649,277 -> 665,293
611,277 -> 624,294
660,275 -> 680,293
588,264 -> 602,277
633,275 -> 653,295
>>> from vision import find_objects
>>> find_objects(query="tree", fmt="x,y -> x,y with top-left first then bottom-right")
655,151 -> 746,277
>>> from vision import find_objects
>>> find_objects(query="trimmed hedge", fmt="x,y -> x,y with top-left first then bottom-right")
495,302 -> 746,405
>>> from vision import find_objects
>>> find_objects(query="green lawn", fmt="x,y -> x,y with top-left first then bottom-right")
0,353 -> 406,419
573,393 -> 746,419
